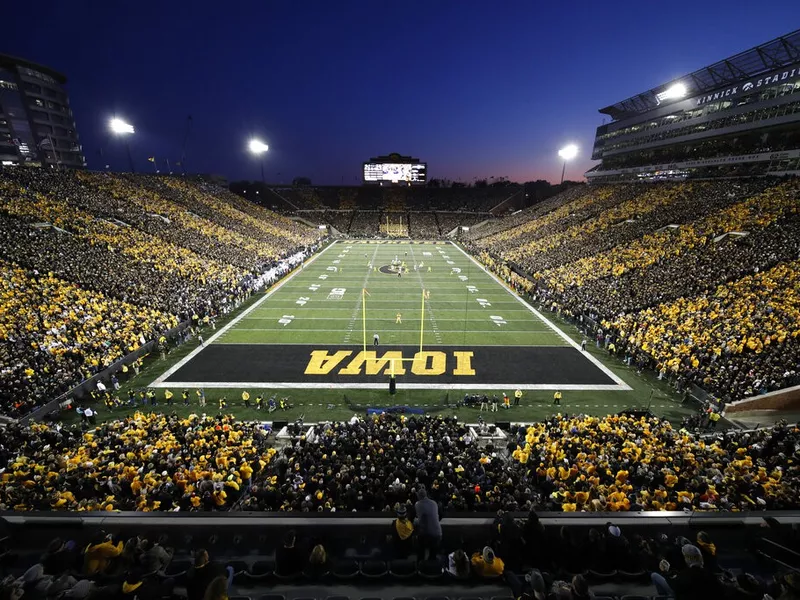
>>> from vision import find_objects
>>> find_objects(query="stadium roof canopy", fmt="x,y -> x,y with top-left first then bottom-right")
600,29 -> 800,121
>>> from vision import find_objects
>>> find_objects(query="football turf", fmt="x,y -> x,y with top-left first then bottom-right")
70,241 -> 694,426
154,241 -> 626,391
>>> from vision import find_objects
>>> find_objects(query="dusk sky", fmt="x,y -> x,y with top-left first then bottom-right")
5,1 -> 800,184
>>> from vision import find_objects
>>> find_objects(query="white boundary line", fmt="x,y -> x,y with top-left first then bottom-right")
151,381 -> 626,391
226,328 -> 555,333
208,343 -> 570,347
149,240 -> 339,386
449,242 -> 632,391
155,240 -> 631,392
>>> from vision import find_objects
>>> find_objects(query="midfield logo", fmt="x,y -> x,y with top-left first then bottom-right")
304,350 -> 476,376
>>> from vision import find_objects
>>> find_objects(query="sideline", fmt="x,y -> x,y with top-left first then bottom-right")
449,242 -> 632,391
149,241 -> 339,386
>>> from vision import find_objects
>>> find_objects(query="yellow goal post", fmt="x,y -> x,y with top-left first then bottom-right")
362,287 -> 427,379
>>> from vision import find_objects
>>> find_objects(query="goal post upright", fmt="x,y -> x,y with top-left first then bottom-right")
362,287 -> 368,353
419,289 -> 425,354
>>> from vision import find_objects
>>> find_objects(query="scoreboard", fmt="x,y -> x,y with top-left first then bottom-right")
363,161 -> 427,185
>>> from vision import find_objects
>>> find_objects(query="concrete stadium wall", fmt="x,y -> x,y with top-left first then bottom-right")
3,509 -> 795,529
726,384 -> 800,413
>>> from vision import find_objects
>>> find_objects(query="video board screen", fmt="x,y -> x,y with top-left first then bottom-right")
363,162 -> 427,184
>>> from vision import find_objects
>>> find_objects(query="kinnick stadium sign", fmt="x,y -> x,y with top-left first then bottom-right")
695,64 -> 800,106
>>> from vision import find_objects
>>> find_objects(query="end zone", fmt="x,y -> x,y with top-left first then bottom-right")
153,343 -> 626,391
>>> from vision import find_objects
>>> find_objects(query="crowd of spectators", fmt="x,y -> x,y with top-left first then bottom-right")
257,184 -> 517,214
2,517 -> 799,600
77,172 -> 316,270
0,531 -> 243,599
323,210 -> 355,233
537,180 -> 792,292
245,414 -> 800,514
439,211 -> 490,233
2,412 -> 800,516
0,262 -> 177,420
471,185 -> 632,254
470,178 -> 800,402
0,169 -> 320,419
348,211 -> 384,236
409,212 -> 440,238
292,209 -> 493,238
466,185 -> 590,241
4,504 -> 800,600
605,258 -> 800,402
0,412 -> 272,512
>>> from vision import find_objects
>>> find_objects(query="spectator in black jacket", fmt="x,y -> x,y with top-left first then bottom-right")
651,544 -> 724,599
139,539 -> 173,574
118,569 -> 174,600
186,549 -> 229,600
40,538 -> 76,576
275,530 -> 305,576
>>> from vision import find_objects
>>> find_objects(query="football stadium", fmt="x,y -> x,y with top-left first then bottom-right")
0,16 -> 800,600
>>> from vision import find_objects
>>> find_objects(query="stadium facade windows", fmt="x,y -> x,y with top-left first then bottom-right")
589,30 -> 800,182
0,54 -> 85,168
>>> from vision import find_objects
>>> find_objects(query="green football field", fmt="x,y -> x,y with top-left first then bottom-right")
129,240 -> 692,424
219,241 -> 566,348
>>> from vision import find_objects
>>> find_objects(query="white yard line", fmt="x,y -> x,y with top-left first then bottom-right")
222,328 -> 557,333
343,245 -> 381,344
449,242 -> 632,391
252,299 -> 525,304
149,241 -> 339,386
249,307 -> 539,312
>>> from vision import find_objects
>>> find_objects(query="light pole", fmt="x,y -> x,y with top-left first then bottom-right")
109,118 -> 135,173
248,138 -> 269,184
558,144 -> 578,185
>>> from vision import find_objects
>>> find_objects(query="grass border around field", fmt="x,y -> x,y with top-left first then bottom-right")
56,241 -> 695,427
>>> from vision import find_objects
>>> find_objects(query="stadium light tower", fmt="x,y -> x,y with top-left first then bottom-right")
558,144 -> 578,185
661,83 -> 687,100
248,138 -> 269,184
109,117 -> 136,173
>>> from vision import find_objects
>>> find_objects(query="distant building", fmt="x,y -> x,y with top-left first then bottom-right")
588,29 -> 800,182
0,54 -> 85,169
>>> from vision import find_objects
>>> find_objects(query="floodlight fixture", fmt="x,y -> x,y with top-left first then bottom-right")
659,83 -> 687,101
558,144 -> 579,161
558,144 -> 578,184
248,139 -> 269,155
109,118 -> 134,135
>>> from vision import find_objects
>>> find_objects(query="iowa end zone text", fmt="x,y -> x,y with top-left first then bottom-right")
158,344 -> 624,390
